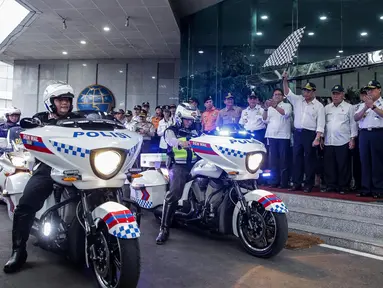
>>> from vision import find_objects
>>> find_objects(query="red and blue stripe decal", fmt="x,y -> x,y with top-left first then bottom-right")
20,133 -> 53,154
258,195 -> 282,208
102,210 -> 136,230
191,141 -> 218,155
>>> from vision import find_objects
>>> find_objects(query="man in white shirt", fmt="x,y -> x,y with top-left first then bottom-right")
322,85 -> 358,194
132,105 -> 141,122
263,88 -> 292,188
282,71 -> 325,193
239,92 -> 266,143
124,110 -> 136,132
354,80 -> 383,198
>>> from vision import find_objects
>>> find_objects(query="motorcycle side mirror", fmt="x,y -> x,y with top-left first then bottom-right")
20,118 -> 41,129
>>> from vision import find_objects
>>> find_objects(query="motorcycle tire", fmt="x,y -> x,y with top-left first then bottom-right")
238,212 -> 288,258
92,227 -> 141,288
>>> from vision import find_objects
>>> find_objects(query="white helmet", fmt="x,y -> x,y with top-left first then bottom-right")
43,82 -> 74,113
5,107 -> 21,117
175,102 -> 200,121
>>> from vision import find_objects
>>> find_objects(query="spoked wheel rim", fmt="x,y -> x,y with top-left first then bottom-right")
93,229 -> 122,288
238,202 -> 277,252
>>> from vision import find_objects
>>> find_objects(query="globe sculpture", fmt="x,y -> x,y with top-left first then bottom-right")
77,84 -> 115,113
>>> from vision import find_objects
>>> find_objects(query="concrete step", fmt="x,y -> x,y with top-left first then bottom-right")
274,191 -> 383,220
289,223 -> 383,257
288,207 -> 383,240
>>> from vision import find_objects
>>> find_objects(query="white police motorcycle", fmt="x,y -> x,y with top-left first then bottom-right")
130,124 -> 288,258
3,111 -> 142,288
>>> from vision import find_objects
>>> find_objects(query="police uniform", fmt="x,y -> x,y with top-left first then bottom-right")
215,93 -> 242,127
239,105 -> 266,143
132,105 -> 141,122
323,85 -> 358,193
142,102 -> 151,121
157,117 -> 174,153
134,112 -> 155,154
201,96 -> 219,134
285,82 -> 325,192
156,121 -> 199,244
354,80 -> 383,197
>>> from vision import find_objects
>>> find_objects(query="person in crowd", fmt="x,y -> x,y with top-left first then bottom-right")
215,93 -> 242,127
188,97 -> 200,114
124,110 -> 136,131
263,88 -> 292,188
142,102 -> 151,119
156,103 -> 200,245
240,91 -> 266,144
134,110 -> 155,154
354,80 -> 383,198
201,96 -> 219,134
351,87 -> 367,191
151,106 -> 163,130
321,85 -> 358,194
157,106 -> 174,153
0,107 -> 21,141
133,105 -> 142,122
282,71 -> 325,193
3,82 -> 77,274
113,108 -> 126,124
169,104 -> 177,119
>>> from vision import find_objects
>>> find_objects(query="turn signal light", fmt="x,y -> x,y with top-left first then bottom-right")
228,171 -> 239,175
131,174 -> 143,179
63,177 -> 77,182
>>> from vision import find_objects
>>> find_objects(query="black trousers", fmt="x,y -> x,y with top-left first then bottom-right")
351,137 -> 362,189
292,129 -> 317,188
269,138 -> 290,187
324,144 -> 351,190
165,164 -> 190,204
359,129 -> 383,195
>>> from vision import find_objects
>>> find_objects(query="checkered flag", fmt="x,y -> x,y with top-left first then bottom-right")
263,27 -> 306,68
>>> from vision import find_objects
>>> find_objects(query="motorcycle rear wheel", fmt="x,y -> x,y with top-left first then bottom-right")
237,210 -> 288,258
92,227 -> 141,288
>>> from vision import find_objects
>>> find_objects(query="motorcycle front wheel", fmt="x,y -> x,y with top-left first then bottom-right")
91,226 -> 141,288
237,204 -> 288,258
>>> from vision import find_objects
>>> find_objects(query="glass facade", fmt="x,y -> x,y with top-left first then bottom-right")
0,61 -> 13,109
180,0 -> 383,108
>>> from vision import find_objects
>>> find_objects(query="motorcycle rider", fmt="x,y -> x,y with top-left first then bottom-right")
3,82 -> 77,273
0,107 -> 21,150
156,103 -> 201,245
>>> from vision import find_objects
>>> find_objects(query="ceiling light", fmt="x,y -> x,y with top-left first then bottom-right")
198,50 -> 204,54
119,70 -> 123,73
260,15 -> 268,20
319,15 -> 327,20
250,54 -> 255,57
308,32 -> 315,36
80,40 -> 86,45
360,31 -> 368,36
256,31 -> 263,36
103,26 -> 110,31
339,50 -> 343,53
62,51 -> 67,55
152,76 -> 156,79
380,15 -> 383,20
82,63 -> 87,67
336,55 -> 340,58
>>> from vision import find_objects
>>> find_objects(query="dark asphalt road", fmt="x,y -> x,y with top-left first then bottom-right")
0,204 -> 382,288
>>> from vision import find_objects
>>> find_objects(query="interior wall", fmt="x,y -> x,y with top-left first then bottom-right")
12,58 -> 180,117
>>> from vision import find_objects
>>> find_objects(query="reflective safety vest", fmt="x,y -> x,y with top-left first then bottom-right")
172,137 -> 197,164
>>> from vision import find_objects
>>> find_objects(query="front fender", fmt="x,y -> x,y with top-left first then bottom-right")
5,172 -> 31,195
92,201 -> 140,239
232,189 -> 288,237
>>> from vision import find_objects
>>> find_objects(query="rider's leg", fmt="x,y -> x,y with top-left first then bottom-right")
156,164 -> 189,245
4,163 -> 54,273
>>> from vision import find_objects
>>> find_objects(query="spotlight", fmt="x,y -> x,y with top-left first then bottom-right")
256,31 -> 263,36
103,26 -> 110,32
360,31 -> 368,36
62,51 -> 68,55
260,15 -> 268,20
80,40 -> 86,45
319,15 -> 327,20
198,50 -> 204,54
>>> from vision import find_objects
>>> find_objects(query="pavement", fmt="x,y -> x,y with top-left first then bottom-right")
0,204 -> 382,288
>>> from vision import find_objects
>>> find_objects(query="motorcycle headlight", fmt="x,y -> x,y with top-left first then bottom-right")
10,156 -> 26,168
245,152 -> 263,174
90,148 -> 126,180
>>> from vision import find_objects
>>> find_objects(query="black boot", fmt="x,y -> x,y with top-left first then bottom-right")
4,209 -> 34,273
156,202 -> 175,245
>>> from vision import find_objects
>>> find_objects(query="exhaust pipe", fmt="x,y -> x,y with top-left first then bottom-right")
174,199 -> 196,219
